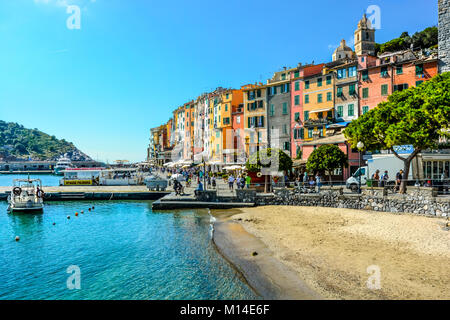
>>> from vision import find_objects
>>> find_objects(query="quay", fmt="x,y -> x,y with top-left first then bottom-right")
0,186 -> 169,202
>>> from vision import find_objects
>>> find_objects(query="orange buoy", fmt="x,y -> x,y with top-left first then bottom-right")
75,212 -> 79,217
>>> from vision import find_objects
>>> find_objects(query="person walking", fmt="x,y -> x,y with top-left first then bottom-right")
228,175 -> 235,190
315,172 -> 322,193
372,170 -> 380,187
380,170 -> 389,187
211,176 -> 216,189
395,169 -> 404,193
245,175 -> 252,189
303,171 -> 308,188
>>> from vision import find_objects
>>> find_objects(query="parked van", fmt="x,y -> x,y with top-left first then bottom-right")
346,154 -> 413,192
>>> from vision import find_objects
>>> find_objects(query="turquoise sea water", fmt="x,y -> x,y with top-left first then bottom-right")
0,201 -> 258,300
0,174 -> 60,187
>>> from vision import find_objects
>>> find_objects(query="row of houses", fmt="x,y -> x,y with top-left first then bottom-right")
148,13 -> 445,181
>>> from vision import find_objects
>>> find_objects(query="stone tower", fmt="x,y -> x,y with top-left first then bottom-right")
439,0 -> 450,73
354,13 -> 376,56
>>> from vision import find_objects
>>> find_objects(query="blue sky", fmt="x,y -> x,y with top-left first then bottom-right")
0,0 -> 438,162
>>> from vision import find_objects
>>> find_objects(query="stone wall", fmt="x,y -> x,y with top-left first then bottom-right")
253,187 -> 449,217
439,0 -> 450,73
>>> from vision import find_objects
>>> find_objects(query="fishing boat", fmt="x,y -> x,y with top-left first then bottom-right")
54,156 -> 74,175
7,179 -> 45,213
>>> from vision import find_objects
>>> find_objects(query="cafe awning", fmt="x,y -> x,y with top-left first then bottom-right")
309,107 -> 334,114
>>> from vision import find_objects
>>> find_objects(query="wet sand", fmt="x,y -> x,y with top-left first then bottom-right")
213,206 -> 450,300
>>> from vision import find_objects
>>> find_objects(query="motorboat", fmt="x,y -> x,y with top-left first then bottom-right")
54,156 -> 74,175
7,179 -> 44,213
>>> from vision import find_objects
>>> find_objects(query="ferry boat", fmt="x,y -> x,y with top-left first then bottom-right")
54,157 -> 74,176
7,179 -> 44,213
60,168 -> 147,186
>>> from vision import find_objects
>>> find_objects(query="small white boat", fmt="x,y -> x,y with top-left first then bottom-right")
7,179 -> 45,213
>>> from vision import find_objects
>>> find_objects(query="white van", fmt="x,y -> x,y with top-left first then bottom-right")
346,154 -> 413,192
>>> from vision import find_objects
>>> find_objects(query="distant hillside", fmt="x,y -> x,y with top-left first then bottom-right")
375,26 -> 438,55
0,120 -> 91,161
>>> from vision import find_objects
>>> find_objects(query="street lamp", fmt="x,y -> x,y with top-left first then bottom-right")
357,141 -> 364,194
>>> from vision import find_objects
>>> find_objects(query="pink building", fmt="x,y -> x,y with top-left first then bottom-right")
301,134 -> 360,181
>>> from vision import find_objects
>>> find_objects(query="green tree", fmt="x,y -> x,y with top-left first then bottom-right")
344,72 -> 450,192
306,144 -> 348,185
246,148 -> 293,173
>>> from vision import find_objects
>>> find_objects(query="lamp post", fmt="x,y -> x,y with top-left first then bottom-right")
357,141 -> 364,194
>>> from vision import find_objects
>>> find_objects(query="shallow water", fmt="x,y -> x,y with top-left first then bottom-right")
0,201 -> 258,300
0,174 -> 60,187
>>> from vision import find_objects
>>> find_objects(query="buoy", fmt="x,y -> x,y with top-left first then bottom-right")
15,236 -> 20,241
75,212 -> 79,217
88,208 -> 91,211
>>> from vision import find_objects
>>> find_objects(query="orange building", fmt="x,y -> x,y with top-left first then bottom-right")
358,50 -> 439,115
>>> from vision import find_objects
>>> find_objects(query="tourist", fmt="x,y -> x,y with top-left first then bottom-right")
211,176 -> 216,188
245,175 -> 252,189
308,176 -> 316,192
240,176 -> 246,189
372,170 -> 380,187
303,172 -> 308,188
315,173 -> 322,193
380,170 -> 389,187
228,175 -> 235,190
395,169 -> 404,193
441,169 -> 449,194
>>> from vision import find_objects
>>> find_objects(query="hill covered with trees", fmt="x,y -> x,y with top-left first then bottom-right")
0,120 -> 90,161
375,26 -> 438,55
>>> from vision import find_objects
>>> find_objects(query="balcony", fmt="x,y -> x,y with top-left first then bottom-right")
303,118 -> 335,127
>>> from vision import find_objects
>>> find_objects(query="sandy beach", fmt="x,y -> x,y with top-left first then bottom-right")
215,206 -> 450,300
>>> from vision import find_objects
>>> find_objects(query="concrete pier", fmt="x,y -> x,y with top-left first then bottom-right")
0,186 -> 169,202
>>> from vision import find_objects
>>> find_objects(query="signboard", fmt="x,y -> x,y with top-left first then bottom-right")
64,180 -> 93,186
393,145 -> 414,154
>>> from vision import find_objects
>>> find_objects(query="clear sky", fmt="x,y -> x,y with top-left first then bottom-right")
0,0 -> 439,163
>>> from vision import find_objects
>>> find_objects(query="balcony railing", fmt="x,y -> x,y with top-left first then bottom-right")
303,118 -> 335,127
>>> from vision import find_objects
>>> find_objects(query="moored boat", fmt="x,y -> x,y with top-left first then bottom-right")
7,179 -> 45,213
54,156 -> 74,175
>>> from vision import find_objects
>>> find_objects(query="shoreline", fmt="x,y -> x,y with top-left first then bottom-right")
212,211 -> 321,300
213,206 -> 450,300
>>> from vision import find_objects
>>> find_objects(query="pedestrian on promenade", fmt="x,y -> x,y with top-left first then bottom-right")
308,176 -> 316,192
303,171 -> 308,188
372,170 -> 380,187
245,175 -> 251,189
228,175 -> 235,190
380,170 -> 389,187
395,169 -> 404,193
212,176 -> 216,189
315,173 -> 322,193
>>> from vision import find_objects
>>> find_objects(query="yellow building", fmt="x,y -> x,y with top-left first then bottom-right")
242,83 -> 267,156
302,66 -> 334,141
213,88 -> 242,163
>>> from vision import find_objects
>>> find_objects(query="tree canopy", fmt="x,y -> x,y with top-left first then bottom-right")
375,26 -> 438,54
246,148 -> 293,173
306,144 -> 348,181
344,72 -> 450,190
